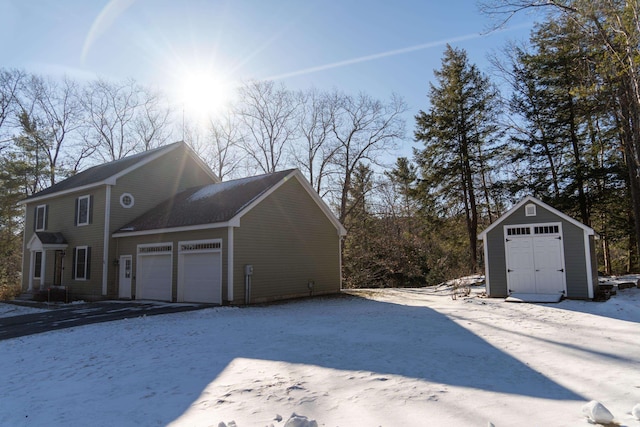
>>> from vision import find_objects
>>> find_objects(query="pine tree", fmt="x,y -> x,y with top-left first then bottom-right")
414,45 -> 501,272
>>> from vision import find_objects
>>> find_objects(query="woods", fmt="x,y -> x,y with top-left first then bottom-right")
2,0 -> 640,293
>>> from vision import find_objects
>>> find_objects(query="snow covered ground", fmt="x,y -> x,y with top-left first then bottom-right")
1,283 -> 639,427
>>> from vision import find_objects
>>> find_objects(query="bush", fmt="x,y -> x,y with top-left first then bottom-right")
0,283 -> 21,301
33,287 -> 70,303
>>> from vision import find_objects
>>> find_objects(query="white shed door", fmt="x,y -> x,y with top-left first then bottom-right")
532,236 -> 564,294
505,237 -> 536,293
505,224 -> 565,295
178,240 -> 222,304
137,245 -> 173,301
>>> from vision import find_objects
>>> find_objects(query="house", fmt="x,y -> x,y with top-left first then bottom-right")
20,141 -> 346,304
478,196 -> 598,301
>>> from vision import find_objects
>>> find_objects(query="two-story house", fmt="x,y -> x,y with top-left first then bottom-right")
20,141 -> 346,304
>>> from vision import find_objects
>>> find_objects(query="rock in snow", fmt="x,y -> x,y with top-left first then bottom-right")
581,400 -> 614,424
283,413 -> 318,427
632,403 -> 640,420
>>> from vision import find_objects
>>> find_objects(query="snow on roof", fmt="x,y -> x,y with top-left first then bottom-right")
187,174 -> 267,203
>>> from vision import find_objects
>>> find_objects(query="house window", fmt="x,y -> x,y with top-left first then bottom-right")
34,251 -> 43,278
35,205 -> 47,231
76,195 -> 91,226
120,193 -> 134,208
525,203 -> 537,217
74,246 -> 90,280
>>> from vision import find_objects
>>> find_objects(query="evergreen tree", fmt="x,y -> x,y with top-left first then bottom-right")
414,45 -> 501,273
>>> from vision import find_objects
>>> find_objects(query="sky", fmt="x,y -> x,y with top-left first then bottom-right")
1,0 -> 535,155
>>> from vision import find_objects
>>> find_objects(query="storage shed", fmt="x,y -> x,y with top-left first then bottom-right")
478,196 -> 598,301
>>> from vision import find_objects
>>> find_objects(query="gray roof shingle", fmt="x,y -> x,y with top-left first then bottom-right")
115,169 -> 296,233
23,142 -> 183,201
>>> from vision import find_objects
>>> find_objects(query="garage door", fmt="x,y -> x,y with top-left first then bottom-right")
505,224 -> 566,295
178,240 -> 222,304
137,243 -> 173,301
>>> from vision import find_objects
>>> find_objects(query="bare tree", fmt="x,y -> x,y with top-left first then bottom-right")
292,88 -> 341,196
19,74 -> 83,185
205,111 -> 245,181
134,87 -> 174,151
82,78 -> 143,161
0,68 -> 25,143
237,80 -> 299,174
330,91 -> 407,223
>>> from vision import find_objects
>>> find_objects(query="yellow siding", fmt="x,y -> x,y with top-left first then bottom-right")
21,145 -> 216,300
116,228 -> 228,301
233,177 -> 341,304
22,187 -> 107,299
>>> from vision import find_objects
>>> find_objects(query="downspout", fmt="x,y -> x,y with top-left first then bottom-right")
227,226 -> 234,303
102,185 -> 111,296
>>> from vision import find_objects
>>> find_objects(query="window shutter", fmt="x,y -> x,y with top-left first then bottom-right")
74,198 -> 78,226
44,205 -> 48,230
72,248 -> 77,279
89,195 -> 93,224
33,206 -> 37,231
86,247 -> 91,280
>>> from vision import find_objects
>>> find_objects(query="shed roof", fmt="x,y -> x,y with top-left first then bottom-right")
478,195 -> 595,240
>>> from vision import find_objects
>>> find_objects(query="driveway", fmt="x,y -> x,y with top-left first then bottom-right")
0,301 -> 210,340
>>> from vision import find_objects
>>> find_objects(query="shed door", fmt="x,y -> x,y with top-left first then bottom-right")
505,224 -> 566,295
178,240 -> 222,304
137,244 -> 173,301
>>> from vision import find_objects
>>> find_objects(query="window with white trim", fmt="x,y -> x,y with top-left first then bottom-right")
120,193 -> 134,208
506,226 -> 531,236
35,205 -> 47,231
534,225 -> 559,234
76,195 -> 91,226
74,246 -> 90,280
138,244 -> 172,254
525,203 -> 537,216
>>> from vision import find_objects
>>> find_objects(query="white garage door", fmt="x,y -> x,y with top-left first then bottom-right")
505,224 -> 566,295
178,240 -> 222,304
137,243 -> 173,301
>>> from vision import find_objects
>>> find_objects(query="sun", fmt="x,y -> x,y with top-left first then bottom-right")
176,69 -> 237,121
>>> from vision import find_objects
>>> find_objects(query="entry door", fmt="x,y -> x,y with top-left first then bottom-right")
118,255 -> 133,299
54,250 -> 64,286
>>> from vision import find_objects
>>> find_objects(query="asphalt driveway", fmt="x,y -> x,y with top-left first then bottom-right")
0,301 -> 210,340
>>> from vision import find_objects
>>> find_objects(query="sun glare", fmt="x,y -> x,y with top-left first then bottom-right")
177,70 -> 236,122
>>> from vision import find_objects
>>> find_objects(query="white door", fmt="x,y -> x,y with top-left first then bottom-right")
505,237 -> 536,293
180,252 -> 222,303
118,255 -> 133,298
505,224 -> 566,295
178,240 -> 222,304
533,236 -> 564,294
137,244 -> 173,301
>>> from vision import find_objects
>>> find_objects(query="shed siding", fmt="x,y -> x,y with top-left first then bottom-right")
115,229 -> 228,302
233,178 -> 341,304
485,200 -> 590,299
562,222 -> 589,298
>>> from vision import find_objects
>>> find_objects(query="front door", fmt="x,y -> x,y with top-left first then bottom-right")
53,250 -> 64,286
118,255 -> 133,299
